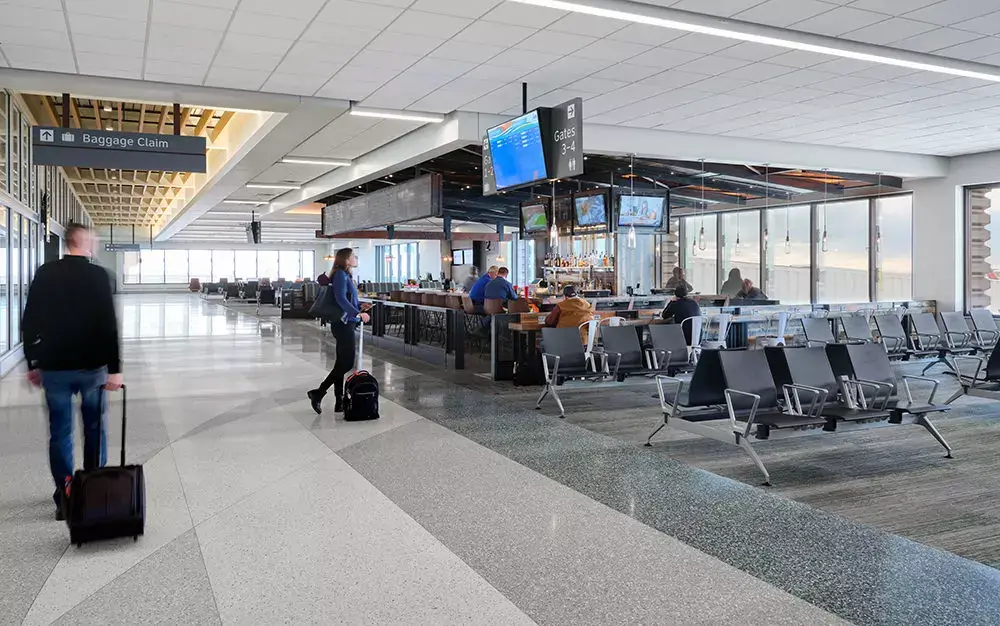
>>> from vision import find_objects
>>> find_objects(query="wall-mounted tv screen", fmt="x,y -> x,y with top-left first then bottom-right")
618,195 -> 665,229
487,110 -> 548,190
521,203 -> 548,233
574,194 -> 607,228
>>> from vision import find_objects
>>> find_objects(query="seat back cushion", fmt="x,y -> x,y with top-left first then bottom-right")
846,342 -> 898,396
649,325 -> 689,364
687,349 -> 727,407
911,312 -> 942,338
541,327 -> 588,372
874,314 -> 907,342
782,346 -> 839,395
601,326 -> 644,369
971,308 -> 998,333
719,349 -> 779,409
842,316 -> 872,341
803,317 -> 835,344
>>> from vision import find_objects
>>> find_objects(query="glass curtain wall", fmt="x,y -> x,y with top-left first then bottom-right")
967,185 -> 1000,312
720,210 -> 761,295
764,204 -> 811,304
375,243 -> 420,282
679,214 -> 718,294
677,194 -> 911,304
123,248 -> 318,284
0,207 -> 8,355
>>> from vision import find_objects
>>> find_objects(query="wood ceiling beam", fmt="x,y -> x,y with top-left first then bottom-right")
157,106 -> 168,134
193,108 -> 214,137
40,95 -> 60,126
69,98 -> 81,128
93,99 -> 103,131
209,111 -> 235,142
138,103 -> 147,133
176,107 -> 192,135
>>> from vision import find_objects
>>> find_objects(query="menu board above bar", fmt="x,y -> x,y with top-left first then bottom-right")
322,173 -> 443,236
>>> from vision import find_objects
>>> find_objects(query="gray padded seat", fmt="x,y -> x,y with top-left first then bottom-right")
802,317 -> 836,346
647,324 -> 692,374
600,326 -> 650,380
841,316 -> 873,343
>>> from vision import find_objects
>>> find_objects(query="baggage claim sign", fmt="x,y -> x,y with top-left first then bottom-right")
32,127 -> 207,172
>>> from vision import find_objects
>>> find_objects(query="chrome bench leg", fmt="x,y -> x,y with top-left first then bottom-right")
738,437 -> 772,486
645,421 -> 666,447
917,414 -> 953,458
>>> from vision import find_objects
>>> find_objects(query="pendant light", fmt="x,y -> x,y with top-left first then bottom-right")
734,212 -> 741,256
697,159 -> 707,251
821,168 -> 830,253
626,154 -> 637,250
548,184 -> 558,249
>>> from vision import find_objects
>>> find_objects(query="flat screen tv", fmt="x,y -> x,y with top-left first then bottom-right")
521,203 -> 548,233
574,194 -> 607,228
487,110 -> 548,190
618,195 -> 665,229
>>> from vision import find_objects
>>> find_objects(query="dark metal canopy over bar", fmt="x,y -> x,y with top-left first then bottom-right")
316,147 -> 905,227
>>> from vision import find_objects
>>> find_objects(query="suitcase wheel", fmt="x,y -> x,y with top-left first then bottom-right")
133,536 -> 138,542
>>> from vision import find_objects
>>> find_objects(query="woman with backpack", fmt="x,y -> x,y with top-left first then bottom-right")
307,248 -> 370,414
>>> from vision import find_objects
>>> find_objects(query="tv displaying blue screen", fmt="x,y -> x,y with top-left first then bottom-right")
574,194 -> 607,228
487,111 -> 548,190
618,195 -> 665,228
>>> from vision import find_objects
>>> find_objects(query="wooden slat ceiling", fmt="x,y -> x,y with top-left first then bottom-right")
23,94 -> 238,227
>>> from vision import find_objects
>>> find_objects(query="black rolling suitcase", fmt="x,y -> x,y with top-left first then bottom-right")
66,385 -> 145,547
344,321 -> 380,421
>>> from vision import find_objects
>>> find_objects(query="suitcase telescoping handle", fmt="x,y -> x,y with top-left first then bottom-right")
356,319 -> 364,372
99,384 -> 128,467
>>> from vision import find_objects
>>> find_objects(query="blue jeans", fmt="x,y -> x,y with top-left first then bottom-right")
42,368 -> 108,505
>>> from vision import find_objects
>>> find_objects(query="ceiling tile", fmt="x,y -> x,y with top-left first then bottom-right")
933,36 -> 1000,60
671,0 -> 764,15
0,4 -> 64,30
219,32 -> 294,56
766,49 -> 831,68
904,0 -> 998,26
789,6 -> 887,36
151,0 -> 232,30
674,54 -> 749,75
351,49 -> 419,71
144,58 -> 208,80
69,0 -> 149,20
453,20 -> 537,46
0,26 -> 70,49
489,48 -> 562,70
147,23 -> 223,53
366,31 -> 444,55
721,61 -> 794,81
563,76 -> 630,93
606,23 -> 686,46
70,14 -> 147,42
409,0 -> 502,19
406,57 -> 478,78
315,0 -> 402,27
330,64 -> 399,85
546,12 -> 627,37
735,0 -> 839,27
315,77 -> 384,100
481,2 -> 566,27
204,66 -> 270,90
213,49 -> 283,72
517,30 -> 596,54
74,51 -> 140,76
389,10 -> 472,39
842,17 -> 936,44
574,39 -> 651,62
299,22 -> 380,46
429,40 -> 505,63
667,33 -> 738,54
592,62 -> 663,82
847,0 -> 942,14
228,10 -> 305,38
238,0 -> 325,18
2,44 -> 75,72
628,47 -> 703,69
262,72 -> 331,96
890,27 -> 982,53
462,64 -> 527,82
715,41 -> 783,62
950,11 -> 1000,36
74,35 -> 145,56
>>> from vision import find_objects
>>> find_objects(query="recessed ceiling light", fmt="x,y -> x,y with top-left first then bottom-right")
509,0 -> 1000,83
349,105 -> 445,124
103,105 -> 112,112
246,183 -> 301,190
281,157 -> 351,167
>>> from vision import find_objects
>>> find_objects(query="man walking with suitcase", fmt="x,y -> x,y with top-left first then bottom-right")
21,223 -> 123,519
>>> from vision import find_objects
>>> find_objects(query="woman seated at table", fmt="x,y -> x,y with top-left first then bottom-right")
661,285 -> 701,345
544,286 -> 594,340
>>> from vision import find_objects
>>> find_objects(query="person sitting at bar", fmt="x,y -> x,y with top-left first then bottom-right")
736,278 -> 767,300
665,267 -> 693,292
462,267 -> 480,293
544,285 -> 594,337
661,285 -> 701,345
721,268 -> 743,297
468,265 -> 498,305
484,267 -> 518,303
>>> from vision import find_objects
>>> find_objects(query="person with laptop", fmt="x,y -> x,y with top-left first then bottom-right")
661,285 -> 701,345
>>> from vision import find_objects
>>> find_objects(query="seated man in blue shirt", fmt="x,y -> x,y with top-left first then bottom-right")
484,266 -> 518,303
468,265 -> 498,306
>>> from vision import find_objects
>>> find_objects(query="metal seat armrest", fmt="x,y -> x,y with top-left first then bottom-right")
974,329 -> 999,347
914,332 -> 941,350
782,383 -> 828,418
654,375 -> 684,413
610,352 -> 623,380
949,354 -> 986,385
880,335 -> 905,352
725,389 -> 762,438
853,378 -> 893,409
805,339 -> 829,347
540,353 -> 561,383
943,330 -> 973,348
901,375 -> 940,405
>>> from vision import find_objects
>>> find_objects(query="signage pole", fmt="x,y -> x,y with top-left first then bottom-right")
61,93 -> 70,127
522,83 -> 527,115
173,103 -> 181,135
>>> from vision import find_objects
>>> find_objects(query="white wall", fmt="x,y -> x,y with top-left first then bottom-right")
419,240 -> 442,280
906,150 -> 1000,312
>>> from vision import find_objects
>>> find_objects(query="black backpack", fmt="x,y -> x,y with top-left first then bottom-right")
344,370 -> 380,421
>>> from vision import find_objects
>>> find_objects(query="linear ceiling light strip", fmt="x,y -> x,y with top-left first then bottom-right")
510,0 -> 1000,83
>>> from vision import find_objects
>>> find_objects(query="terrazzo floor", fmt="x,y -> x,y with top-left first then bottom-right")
2,294 -> 998,625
